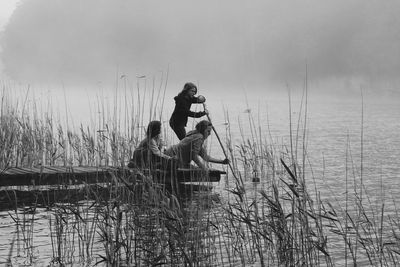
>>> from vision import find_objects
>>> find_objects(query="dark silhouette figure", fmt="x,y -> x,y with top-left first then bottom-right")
169,82 -> 207,140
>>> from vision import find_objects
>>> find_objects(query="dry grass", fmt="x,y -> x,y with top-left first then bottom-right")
1,80 -> 400,266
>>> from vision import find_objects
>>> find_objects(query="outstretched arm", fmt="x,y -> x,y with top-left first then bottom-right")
192,95 -> 206,104
200,148 -> 229,165
192,155 -> 208,171
149,138 -> 171,160
188,110 -> 207,118
175,97 -> 206,118
193,154 -> 228,171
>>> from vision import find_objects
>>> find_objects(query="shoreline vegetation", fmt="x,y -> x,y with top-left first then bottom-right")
1,82 -> 400,266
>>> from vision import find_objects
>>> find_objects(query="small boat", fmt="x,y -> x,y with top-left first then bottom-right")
0,166 -> 226,210
0,166 -> 226,187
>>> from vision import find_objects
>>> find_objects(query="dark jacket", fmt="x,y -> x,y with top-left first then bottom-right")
169,95 -> 206,127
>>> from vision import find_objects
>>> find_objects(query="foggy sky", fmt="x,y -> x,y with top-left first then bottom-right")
1,0 -> 400,92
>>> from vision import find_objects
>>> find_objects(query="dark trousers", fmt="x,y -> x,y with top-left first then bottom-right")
128,151 -> 177,172
169,122 -> 186,140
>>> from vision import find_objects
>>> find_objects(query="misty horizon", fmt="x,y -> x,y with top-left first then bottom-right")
0,0 -> 399,98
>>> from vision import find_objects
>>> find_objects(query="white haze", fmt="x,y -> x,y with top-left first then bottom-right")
0,0 -> 400,98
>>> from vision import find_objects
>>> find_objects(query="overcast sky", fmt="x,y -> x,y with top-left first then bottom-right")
1,0 -> 400,96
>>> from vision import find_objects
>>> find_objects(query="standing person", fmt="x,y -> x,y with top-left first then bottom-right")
165,120 -> 229,171
169,82 -> 207,140
128,120 -> 177,170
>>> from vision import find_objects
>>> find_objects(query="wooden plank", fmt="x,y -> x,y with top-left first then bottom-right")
6,167 -> 31,175
72,166 -> 91,173
0,166 -> 225,187
152,168 -> 225,183
41,167 -> 59,174
177,168 -> 225,183
43,166 -> 67,173
0,173 -> 35,186
0,181 -> 216,211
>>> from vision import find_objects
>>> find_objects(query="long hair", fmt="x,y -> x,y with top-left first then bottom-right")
146,120 -> 161,139
177,82 -> 197,97
195,120 -> 212,136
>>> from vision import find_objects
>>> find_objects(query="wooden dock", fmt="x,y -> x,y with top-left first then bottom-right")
0,166 -> 226,210
0,166 -> 226,187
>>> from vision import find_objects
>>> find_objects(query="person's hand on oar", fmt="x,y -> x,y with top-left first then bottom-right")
202,103 -> 242,184
197,95 -> 206,103
169,83 -> 208,140
164,120 -> 228,172
203,107 -> 209,116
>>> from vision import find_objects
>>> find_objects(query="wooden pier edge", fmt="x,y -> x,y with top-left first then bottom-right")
0,166 -> 226,187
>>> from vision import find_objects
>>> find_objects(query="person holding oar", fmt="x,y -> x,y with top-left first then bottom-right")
165,120 -> 229,171
202,102 -> 243,184
169,82 -> 208,140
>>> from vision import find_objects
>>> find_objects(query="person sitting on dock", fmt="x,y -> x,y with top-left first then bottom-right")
169,82 -> 208,140
165,120 -> 229,171
128,120 -> 177,171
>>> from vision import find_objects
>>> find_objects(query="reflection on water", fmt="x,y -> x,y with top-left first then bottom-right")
0,97 -> 400,265
0,207 -> 51,266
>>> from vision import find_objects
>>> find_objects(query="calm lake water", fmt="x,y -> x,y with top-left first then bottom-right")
1,92 -> 399,266
208,93 -> 400,200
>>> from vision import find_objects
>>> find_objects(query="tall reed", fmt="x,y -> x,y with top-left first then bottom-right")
2,78 -> 400,266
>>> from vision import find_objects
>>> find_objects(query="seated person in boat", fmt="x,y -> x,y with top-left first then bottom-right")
128,120 -> 177,170
165,120 -> 229,171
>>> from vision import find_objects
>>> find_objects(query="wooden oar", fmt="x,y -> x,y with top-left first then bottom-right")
202,103 -> 242,184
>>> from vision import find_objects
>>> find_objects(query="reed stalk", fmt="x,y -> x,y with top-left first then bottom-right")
1,80 -> 400,266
